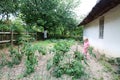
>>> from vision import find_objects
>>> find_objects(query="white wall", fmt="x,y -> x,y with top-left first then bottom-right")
84,4 -> 120,57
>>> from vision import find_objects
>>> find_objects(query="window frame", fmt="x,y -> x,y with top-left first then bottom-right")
99,16 -> 104,39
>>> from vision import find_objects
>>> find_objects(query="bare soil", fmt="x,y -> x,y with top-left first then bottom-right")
0,43 -> 114,80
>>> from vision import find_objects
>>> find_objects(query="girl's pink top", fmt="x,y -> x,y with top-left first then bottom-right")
83,41 -> 89,54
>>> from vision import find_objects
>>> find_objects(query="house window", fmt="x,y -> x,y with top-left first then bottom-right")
99,16 -> 104,39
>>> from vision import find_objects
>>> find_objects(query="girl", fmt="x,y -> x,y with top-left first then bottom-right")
83,38 -> 89,59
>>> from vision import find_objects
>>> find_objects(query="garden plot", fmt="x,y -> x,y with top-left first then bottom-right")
0,39 -> 119,80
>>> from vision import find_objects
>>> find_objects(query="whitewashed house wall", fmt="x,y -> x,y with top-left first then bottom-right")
83,4 -> 120,57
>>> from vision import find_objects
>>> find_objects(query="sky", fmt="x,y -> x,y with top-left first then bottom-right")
74,0 -> 97,20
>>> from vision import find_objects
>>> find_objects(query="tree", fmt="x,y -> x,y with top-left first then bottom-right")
0,0 -> 19,20
20,0 -> 80,38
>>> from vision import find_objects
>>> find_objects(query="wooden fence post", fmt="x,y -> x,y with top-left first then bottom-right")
11,30 -> 13,46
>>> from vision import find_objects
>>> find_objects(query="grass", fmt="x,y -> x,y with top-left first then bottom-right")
33,73 -> 42,80
33,39 -> 75,49
98,54 -> 120,80
33,40 -> 55,49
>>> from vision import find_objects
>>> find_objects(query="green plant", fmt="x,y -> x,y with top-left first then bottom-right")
17,34 -> 35,45
88,47 -> 96,58
24,43 -> 38,76
0,53 -> 8,67
74,51 -> 88,65
47,59 -> 53,70
98,54 -> 120,80
52,41 -> 70,66
38,46 -> 47,55
74,51 -> 84,60
47,41 -> 88,79
33,73 -> 42,80
16,74 -> 24,79
66,60 -> 87,79
0,24 -> 10,31
7,61 -> 14,68
52,65 -> 64,78
47,41 -> 71,77
115,58 -> 120,66
61,51 -> 88,79
9,48 -> 22,65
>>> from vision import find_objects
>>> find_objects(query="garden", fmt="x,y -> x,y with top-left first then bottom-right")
0,0 -> 120,80
0,38 -> 120,80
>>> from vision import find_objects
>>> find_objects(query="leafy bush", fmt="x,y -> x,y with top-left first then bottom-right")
17,34 -> 35,45
74,51 -> 84,60
38,46 -> 47,55
9,48 -> 22,66
0,53 -> 8,67
52,41 -> 70,66
65,60 -> 87,79
47,41 -> 88,79
12,18 -> 26,33
54,41 -> 70,53
23,43 -> 38,76
0,48 -> 22,68
0,24 -> 10,31
47,41 -> 71,71
74,51 -> 88,65
88,47 -> 96,58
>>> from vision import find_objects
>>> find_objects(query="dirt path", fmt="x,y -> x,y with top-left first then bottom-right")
0,44 -> 113,80
70,43 -> 113,80
82,44 -> 112,80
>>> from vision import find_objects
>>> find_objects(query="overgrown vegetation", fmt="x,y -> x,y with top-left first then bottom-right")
17,34 -> 38,76
98,54 -> 120,80
47,41 -> 88,80
8,48 -> 22,67
88,47 -> 96,58
0,53 -> 8,68
0,47 -> 22,68
23,43 -> 38,76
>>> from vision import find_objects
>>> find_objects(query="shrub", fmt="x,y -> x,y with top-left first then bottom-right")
38,46 -> 47,55
47,41 -> 88,79
23,43 -> 38,76
88,47 -> 96,58
9,48 -> 22,66
0,53 -> 8,67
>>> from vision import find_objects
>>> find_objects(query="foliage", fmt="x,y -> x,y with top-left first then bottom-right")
0,48 -> 22,68
37,46 -> 47,55
23,43 -> 38,76
12,18 -> 26,33
54,41 -> 70,53
88,47 -> 96,58
64,60 -> 86,79
47,41 -> 71,69
0,0 -> 19,20
74,51 -> 84,60
0,53 -> 8,67
47,40 -> 88,79
17,34 -> 35,45
0,23 -> 10,31
98,54 -> 120,80
47,41 -> 71,77
7,47 -> 22,67
74,51 -> 88,65
70,26 -> 83,41
19,0 -> 80,37
53,41 -> 70,65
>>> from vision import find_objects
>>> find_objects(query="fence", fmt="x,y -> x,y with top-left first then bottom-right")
0,31 -> 17,44
0,31 -> 37,45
